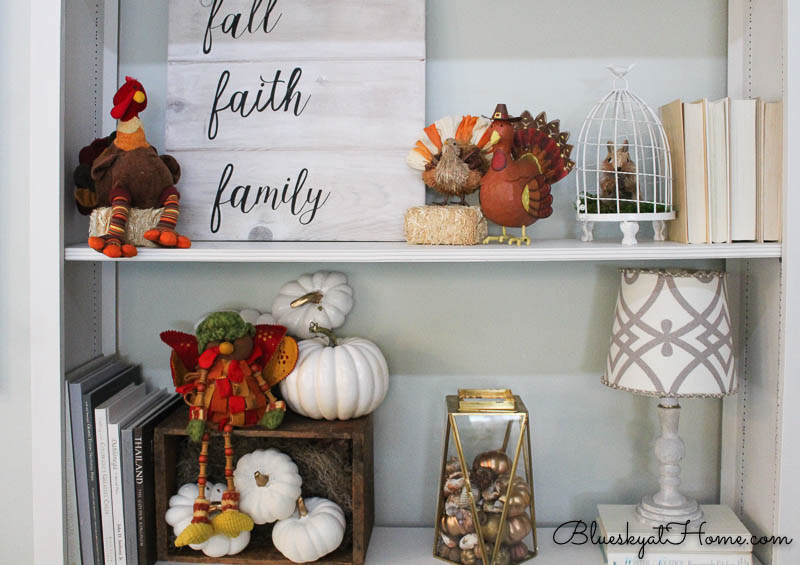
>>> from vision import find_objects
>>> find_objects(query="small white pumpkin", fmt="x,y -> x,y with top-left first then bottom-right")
194,308 -> 276,330
280,325 -> 389,420
238,308 -> 277,326
234,448 -> 303,524
271,271 -> 354,339
272,497 -> 346,563
165,483 -> 250,557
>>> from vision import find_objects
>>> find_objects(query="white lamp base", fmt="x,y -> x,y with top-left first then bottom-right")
635,397 -> 705,526
636,494 -> 703,526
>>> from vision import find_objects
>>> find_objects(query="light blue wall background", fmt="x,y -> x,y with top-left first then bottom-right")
114,0 -> 729,527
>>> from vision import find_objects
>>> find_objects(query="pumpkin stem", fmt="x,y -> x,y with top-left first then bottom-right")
308,322 -> 337,346
254,471 -> 270,487
290,291 -> 324,308
297,497 -> 308,518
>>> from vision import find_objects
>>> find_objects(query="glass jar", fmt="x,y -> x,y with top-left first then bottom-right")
434,390 -> 537,565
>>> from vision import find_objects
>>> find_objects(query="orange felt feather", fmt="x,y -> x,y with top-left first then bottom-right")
424,124 -> 443,151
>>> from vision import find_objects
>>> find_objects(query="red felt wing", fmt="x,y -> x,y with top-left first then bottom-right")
160,330 -> 199,373
253,325 -> 288,363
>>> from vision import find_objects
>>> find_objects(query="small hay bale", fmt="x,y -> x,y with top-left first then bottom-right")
89,207 -> 164,247
404,205 -> 488,245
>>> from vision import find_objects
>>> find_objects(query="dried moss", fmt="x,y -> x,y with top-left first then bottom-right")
577,195 -> 671,214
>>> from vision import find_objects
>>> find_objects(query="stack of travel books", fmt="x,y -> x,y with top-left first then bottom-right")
660,98 -> 783,244
64,356 -> 180,565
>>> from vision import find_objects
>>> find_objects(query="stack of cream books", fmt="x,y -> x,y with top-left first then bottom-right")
598,505 -> 753,565
660,98 -> 783,244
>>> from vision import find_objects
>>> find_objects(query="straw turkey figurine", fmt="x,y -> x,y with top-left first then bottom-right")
407,115 -> 495,205
479,105 -> 575,245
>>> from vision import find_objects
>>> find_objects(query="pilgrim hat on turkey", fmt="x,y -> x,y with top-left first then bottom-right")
483,103 -> 521,122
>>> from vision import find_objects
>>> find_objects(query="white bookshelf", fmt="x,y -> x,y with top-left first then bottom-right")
27,1 -> 799,565
64,240 -> 782,263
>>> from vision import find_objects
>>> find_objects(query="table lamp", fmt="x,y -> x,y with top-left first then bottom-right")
603,268 -> 736,525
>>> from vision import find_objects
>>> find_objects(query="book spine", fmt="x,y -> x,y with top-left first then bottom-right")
133,428 -> 148,565
607,552 -> 752,565
121,429 -> 139,565
64,383 -> 81,565
94,408 -> 116,565
108,423 -> 127,565
81,394 -> 103,565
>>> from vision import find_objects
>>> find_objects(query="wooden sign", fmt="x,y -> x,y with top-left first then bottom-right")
166,0 -> 425,241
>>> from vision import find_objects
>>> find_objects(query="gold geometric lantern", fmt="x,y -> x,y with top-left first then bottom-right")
435,390 -> 537,565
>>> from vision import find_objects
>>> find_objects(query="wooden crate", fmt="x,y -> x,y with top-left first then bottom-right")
154,406 -> 374,565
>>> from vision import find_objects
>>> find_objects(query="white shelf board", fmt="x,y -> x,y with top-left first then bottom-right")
365,527 -> 596,564
363,527 -> 764,565
64,240 -> 782,263
154,527 -> 764,565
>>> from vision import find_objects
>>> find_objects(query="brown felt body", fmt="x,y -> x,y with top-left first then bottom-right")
91,144 -> 181,207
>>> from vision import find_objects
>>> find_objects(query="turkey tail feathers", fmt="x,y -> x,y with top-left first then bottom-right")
513,111 -> 575,184
407,115 -> 492,171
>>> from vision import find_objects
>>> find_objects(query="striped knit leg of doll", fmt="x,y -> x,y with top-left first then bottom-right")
144,187 -> 191,248
212,424 -> 254,538
175,433 -> 213,547
88,186 -> 137,258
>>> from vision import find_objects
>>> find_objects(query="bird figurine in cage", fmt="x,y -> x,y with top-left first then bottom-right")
575,65 -> 675,245
599,140 -> 637,200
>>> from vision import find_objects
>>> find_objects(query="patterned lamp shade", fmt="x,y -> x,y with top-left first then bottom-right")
603,269 -> 736,398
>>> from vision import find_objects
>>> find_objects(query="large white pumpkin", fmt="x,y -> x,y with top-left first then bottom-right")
280,334 -> 389,420
271,271 -> 354,339
234,448 -> 303,524
165,483 -> 250,557
272,497 -> 346,563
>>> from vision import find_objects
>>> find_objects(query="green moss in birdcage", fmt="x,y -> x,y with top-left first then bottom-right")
576,195 -> 671,214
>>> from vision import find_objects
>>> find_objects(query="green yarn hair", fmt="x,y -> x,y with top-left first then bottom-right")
196,311 -> 255,352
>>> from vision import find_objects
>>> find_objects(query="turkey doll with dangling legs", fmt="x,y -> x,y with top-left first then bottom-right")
160,312 -> 299,547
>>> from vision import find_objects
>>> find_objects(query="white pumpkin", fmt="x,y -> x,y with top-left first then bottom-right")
272,497 -> 346,563
238,308 -> 277,326
194,308 -> 275,330
271,271 -> 354,339
280,329 -> 389,420
234,448 -> 303,524
165,483 -> 250,557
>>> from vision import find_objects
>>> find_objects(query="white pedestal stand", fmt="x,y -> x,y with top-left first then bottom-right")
581,221 -> 595,242
620,220 -> 639,245
652,219 -> 667,241
635,397 -> 704,526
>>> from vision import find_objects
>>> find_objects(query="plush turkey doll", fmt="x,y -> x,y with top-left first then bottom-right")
83,76 -> 190,257
160,312 -> 299,547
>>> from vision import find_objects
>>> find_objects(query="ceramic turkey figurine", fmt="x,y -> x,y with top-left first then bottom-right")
479,105 -> 575,245
84,76 -> 190,257
160,312 -> 299,547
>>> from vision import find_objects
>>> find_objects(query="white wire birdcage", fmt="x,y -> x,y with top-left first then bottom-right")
575,65 -> 675,245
